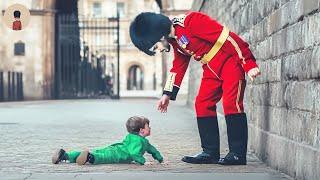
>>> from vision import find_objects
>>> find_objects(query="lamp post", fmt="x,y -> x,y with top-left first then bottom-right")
108,11 -> 120,99
116,11 -> 120,99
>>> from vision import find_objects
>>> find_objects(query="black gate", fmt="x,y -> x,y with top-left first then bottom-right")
55,13 -> 120,99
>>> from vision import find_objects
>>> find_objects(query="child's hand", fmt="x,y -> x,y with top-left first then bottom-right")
248,67 -> 261,81
157,95 -> 170,113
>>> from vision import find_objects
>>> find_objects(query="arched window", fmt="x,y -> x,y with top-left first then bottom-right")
127,65 -> 144,90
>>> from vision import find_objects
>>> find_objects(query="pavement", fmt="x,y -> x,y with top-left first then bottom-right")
0,99 -> 292,180
120,90 -> 161,98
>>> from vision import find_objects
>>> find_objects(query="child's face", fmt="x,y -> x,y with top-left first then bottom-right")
139,123 -> 151,137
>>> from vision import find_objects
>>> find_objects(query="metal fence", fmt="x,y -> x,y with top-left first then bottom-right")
0,71 -> 23,102
55,13 -> 120,99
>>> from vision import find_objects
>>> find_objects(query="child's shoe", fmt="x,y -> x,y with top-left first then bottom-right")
76,150 -> 95,165
52,149 -> 67,164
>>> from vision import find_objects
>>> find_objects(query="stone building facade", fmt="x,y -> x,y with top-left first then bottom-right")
78,0 -> 164,94
190,0 -> 320,179
0,0 -> 166,100
0,0 -> 56,100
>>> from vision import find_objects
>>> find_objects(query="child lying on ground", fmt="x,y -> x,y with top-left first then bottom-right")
52,116 -> 163,165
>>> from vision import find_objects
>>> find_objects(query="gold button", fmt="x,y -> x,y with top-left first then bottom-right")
181,44 -> 186,49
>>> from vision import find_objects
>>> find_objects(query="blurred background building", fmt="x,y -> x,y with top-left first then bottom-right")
77,0 -> 163,98
0,0 -> 193,101
0,0 -> 56,101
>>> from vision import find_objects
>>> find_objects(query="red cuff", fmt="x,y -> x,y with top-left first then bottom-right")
242,59 -> 258,73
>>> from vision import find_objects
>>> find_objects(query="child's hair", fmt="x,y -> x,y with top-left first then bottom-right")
126,116 -> 150,134
14,10 -> 21,18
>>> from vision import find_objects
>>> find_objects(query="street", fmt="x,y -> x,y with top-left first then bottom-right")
0,99 -> 291,179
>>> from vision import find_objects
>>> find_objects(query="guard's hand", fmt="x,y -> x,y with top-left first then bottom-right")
248,67 -> 261,81
157,94 -> 170,113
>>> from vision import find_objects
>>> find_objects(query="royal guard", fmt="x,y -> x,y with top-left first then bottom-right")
129,11 -> 261,165
12,10 -> 22,31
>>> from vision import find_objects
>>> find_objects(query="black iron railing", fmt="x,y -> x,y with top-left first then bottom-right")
0,71 -> 23,102
55,13 -> 119,99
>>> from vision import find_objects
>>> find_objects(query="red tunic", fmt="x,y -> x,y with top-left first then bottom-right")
163,11 -> 258,100
12,20 -> 22,31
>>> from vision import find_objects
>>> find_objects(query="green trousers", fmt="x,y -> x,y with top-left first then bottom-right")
67,145 -> 131,164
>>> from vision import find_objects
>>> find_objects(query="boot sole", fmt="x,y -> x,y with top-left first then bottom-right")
182,157 -> 219,164
52,149 -> 63,164
218,160 -> 247,166
218,163 -> 247,165
76,151 -> 89,165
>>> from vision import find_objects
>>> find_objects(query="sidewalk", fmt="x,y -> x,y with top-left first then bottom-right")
0,99 -> 292,180
1,172 -> 287,180
120,90 -> 161,98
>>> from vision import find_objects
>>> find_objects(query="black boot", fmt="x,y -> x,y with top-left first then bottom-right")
52,149 -> 68,164
218,113 -> 248,165
182,116 -> 220,164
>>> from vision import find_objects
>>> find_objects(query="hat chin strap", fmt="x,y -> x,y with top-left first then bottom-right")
160,47 -> 170,53
160,39 -> 171,53
164,45 -> 170,52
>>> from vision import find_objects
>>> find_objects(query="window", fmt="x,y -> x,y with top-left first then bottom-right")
127,65 -> 144,90
112,30 -> 125,45
120,30 -> 125,45
93,2 -> 102,17
14,41 -> 25,56
116,2 -> 125,17
96,35 -> 102,46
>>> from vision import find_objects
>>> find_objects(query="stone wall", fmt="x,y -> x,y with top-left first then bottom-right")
189,0 -> 320,179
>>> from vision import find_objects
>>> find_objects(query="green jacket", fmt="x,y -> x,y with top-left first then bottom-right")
67,133 -> 163,165
115,133 -> 163,165
79,133 -> 163,165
